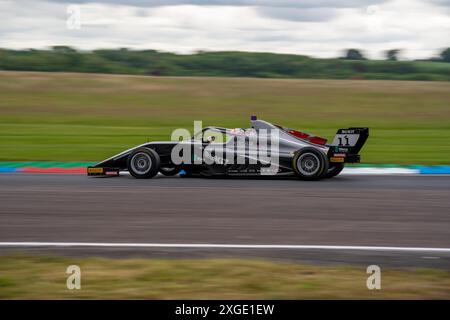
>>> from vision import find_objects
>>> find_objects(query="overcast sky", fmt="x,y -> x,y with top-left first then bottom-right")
1,0 -> 449,59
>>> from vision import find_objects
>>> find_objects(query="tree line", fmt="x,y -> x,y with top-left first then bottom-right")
0,47 -> 449,81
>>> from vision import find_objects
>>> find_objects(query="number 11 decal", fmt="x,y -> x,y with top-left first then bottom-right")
338,135 -> 350,146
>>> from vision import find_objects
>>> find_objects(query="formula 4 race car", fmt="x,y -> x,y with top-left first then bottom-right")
87,116 -> 368,180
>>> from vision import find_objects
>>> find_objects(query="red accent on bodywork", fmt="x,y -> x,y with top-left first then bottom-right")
283,127 -> 328,146
308,136 -> 328,145
288,130 -> 310,139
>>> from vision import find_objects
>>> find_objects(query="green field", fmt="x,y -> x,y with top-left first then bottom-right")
1,71 -> 449,164
0,255 -> 449,299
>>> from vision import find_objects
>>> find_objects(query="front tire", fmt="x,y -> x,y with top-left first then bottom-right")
292,148 -> 329,180
127,148 -> 160,179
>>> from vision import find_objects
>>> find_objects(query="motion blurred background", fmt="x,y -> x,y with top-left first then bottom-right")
0,0 -> 449,299
0,0 -> 449,164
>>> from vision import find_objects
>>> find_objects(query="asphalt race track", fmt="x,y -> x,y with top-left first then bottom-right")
0,173 -> 449,268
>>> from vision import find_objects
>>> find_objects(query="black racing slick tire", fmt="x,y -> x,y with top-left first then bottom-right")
127,148 -> 160,179
159,167 -> 181,176
323,163 -> 344,179
292,148 -> 329,180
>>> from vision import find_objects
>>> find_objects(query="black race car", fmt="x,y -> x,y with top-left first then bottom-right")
87,116 -> 368,180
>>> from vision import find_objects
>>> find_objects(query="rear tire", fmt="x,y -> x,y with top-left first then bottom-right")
323,163 -> 344,179
292,148 -> 328,180
160,167 -> 181,176
127,148 -> 160,179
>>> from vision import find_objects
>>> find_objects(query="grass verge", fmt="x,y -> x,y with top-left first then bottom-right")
1,71 -> 449,164
0,255 -> 449,299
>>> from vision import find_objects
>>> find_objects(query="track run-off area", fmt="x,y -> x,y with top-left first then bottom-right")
0,173 -> 449,268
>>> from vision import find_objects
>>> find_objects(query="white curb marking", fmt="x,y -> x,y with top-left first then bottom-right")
342,167 -> 418,175
0,242 -> 449,252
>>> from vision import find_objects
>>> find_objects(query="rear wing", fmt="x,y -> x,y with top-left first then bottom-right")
328,127 -> 369,163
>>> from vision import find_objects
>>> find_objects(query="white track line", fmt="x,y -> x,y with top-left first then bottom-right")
0,242 -> 449,253
341,167 -> 418,175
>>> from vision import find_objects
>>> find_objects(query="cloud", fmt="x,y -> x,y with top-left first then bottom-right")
425,0 -> 450,6
43,0 -> 384,8
42,0 -> 388,23
256,7 -> 337,22
0,0 -> 449,59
